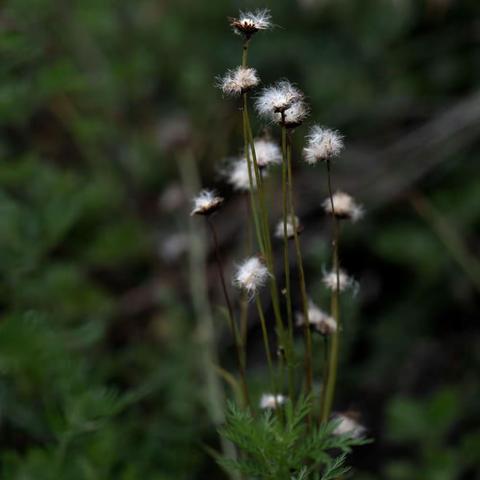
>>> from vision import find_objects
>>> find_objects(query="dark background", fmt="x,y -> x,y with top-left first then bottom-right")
0,0 -> 479,478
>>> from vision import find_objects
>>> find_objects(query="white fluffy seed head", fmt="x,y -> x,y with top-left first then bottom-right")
229,9 -> 272,38
296,300 -> 337,336
275,214 -> 303,240
234,256 -> 270,297
224,157 -> 267,192
217,66 -> 260,96
323,191 -> 364,222
332,413 -> 366,438
303,125 -> 344,164
259,393 -> 287,409
190,189 -> 224,216
322,269 -> 355,292
255,81 -> 304,120
250,138 -> 282,168
274,100 -> 310,128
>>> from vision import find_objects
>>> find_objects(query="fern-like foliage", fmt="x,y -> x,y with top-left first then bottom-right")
218,397 -> 370,479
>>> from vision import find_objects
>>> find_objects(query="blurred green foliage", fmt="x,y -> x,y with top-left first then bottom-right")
1,0 -> 479,478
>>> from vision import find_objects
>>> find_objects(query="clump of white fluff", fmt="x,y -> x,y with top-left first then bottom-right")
322,269 -> 356,293
233,256 -> 270,298
250,138 -> 282,168
332,413 -> 366,439
217,66 -> 260,96
224,157 -> 267,192
296,300 -> 337,336
190,189 -> 224,216
275,214 -> 302,240
230,9 -> 273,37
259,393 -> 287,409
323,191 -> 364,222
255,81 -> 304,119
303,125 -> 344,164
274,99 -> 309,128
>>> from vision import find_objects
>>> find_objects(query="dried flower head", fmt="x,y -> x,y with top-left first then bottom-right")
275,214 -> 303,239
322,269 -> 355,292
217,66 -> 260,96
332,413 -> 366,439
296,300 -> 337,335
323,191 -> 364,222
190,189 -> 224,216
259,393 -> 287,409
234,256 -> 270,297
224,157 -> 267,192
303,125 -> 344,164
250,138 -> 282,168
274,100 -> 309,128
229,9 -> 272,38
255,81 -> 304,120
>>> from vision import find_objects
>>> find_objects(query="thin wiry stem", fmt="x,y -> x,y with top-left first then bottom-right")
286,132 -> 313,411
255,295 -> 277,395
281,122 -> 296,400
207,217 -> 251,409
320,159 -> 341,423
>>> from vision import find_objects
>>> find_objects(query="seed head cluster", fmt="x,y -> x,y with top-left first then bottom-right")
303,125 -> 344,164
322,269 -> 355,292
229,9 -> 272,38
190,189 -> 224,216
234,256 -> 270,298
275,214 -> 303,240
217,66 -> 260,96
259,393 -> 287,409
332,413 -> 366,439
224,157 -> 265,192
323,191 -> 364,222
296,300 -> 337,336
250,138 -> 282,168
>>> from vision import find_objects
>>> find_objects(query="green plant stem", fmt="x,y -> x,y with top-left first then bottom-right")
179,150 -> 239,474
321,159 -> 341,423
255,295 -> 276,395
285,131 -> 313,406
207,217 -> 251,409
281,125 -> 295,396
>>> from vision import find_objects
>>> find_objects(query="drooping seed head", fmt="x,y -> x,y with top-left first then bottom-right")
234,256 -> 270,297
217,66 -> 260,96
296,300 -> 337,336
229,9 -> 273,38
259,393 -> 287,409
322,269 -> 355,292
224,157 -> 267,192
303,125 -> 344,164
190,189 -> 224,216
275,214 -> 303,240
332,413 -> 366,439
323,191 -> 364,222
255,81 -> 304,120
249,138 -> 282,168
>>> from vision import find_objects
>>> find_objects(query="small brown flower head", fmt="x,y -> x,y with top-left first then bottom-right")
217,66 -> 260,96
190,189 -> 224,216
229,9 -> 272,39
275,214 -> 303,240
275,100 -> 310,128
224,157 -> 267,192
234,256 -> 270,298
332,413 -> 366,439
303,125 -> 344,164
296,300 -> 337,336
255,81 -> 304,119
250,138 -> 282,169
322,269 -> 356,292
323,191 -> 364,222
260,393 -> 287,409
